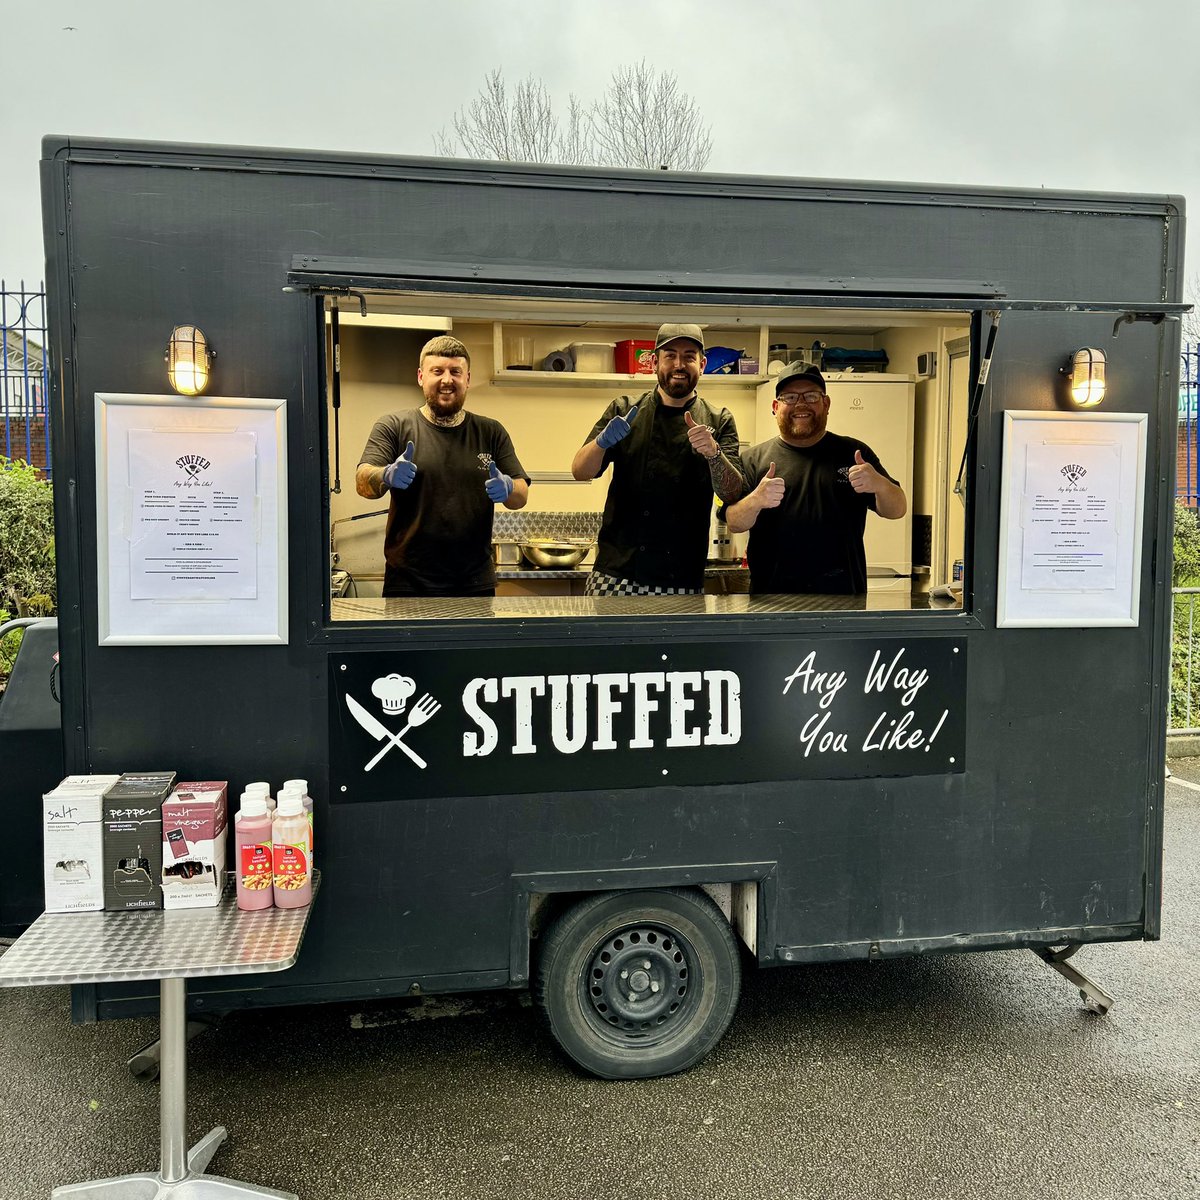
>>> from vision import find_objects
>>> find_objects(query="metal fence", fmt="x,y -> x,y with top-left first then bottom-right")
1171,587 -> 1200,734
1,282 -> 50,477
1181,343 -> 1199,507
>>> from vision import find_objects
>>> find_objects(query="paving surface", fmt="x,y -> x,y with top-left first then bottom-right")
2,777 -> 1198,1200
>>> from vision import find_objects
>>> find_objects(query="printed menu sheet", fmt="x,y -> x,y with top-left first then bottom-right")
1019,441 -> 1120,591
127,429 -> 258,600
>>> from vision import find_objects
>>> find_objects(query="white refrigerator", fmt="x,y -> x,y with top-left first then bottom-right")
754,373 -> 916,590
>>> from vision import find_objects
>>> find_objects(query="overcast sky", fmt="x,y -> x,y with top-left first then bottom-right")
3,0 -> 1199,290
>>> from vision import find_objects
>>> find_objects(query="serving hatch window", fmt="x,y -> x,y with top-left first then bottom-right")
323,293 -> 973,623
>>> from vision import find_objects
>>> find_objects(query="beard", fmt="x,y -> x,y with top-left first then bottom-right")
777,407 -> 826,443
657,366 -> 698,399
424,385 -> 466,418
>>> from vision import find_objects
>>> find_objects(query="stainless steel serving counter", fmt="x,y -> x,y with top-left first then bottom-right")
331,590 -> 957,622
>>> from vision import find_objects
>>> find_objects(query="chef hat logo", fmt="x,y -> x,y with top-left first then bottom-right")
371,673 -> 417,715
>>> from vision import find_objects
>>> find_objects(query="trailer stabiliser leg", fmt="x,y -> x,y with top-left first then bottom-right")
1032,945 -> 1114,1015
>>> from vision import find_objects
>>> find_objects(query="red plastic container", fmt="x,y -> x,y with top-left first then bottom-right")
615,340 -> 656,374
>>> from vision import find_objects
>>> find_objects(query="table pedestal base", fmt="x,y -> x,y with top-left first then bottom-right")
51,1124 -> 297,1198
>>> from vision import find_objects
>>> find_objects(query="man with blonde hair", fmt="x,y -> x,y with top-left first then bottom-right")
357,335 -> 529,596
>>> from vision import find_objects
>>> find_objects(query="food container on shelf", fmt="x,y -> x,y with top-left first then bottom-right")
568,342 -> 615,373
615,340 -> 655,374
492,540 -> 522,566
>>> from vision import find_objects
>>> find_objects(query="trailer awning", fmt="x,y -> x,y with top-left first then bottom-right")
287,256 -> 1190,319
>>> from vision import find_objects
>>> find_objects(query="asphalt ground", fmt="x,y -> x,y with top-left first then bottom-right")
2,778 -> 1198,1200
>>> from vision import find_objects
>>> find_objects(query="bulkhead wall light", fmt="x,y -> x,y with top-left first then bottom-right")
165,325 -> 214,396
1063,347 -> 1106,408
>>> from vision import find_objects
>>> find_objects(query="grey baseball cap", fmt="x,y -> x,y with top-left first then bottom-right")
775,362 -> 827,394
654,323 -> 705,351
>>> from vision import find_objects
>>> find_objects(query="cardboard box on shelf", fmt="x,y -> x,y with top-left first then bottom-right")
615,340 -> 655,374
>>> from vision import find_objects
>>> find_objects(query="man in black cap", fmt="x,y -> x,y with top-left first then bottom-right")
723,363 -> 906,594
572,323 -> 744,596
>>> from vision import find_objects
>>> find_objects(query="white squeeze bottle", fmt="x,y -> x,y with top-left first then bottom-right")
283,778 -> 314,866
247,781 -> 276,812
271,790 -> 312,908
235,791 -> 275,911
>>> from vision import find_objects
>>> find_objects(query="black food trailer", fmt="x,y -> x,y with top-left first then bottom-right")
32,135 -> 1183,1078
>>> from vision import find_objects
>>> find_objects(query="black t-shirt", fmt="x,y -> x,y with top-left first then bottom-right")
731,432 -> 896,595
358,410 -> 528,596
585,391 -> 741,590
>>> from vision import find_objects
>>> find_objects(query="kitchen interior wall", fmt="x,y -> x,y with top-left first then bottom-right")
876,323 -> 971,579
328,316 -> 967,585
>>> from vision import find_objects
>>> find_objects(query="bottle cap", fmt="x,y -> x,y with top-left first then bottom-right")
276,790 -> 303,816
283,778 -> 308,795
239,792 -> 268,817
247,782 -> 271,796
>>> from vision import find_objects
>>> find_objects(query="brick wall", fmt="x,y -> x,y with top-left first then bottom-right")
2,417 -> 49,476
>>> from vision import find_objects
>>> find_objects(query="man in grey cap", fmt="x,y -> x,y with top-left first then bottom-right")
572,323 -> 745,595
724,363 -> 905,594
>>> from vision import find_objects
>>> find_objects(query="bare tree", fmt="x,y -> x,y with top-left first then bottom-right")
435,64 -> 712,171
590,62 -> 711,171
434,70 -> 563,163
1183,272 -> 1200,346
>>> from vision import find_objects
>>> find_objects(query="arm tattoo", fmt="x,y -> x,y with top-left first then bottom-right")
708,452 -> 744,503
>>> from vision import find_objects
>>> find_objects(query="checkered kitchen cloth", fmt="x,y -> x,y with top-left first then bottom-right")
584,571 -> 702,597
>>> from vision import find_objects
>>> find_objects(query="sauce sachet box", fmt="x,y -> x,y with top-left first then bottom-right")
102,771 -> 175,911
161,781 -> 228,909
42,775 -> 121,914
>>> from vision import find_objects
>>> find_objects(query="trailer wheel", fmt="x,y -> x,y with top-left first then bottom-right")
535,887 -> 741,1079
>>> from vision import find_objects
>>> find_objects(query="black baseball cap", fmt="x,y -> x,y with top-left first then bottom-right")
775,362 -> 827,394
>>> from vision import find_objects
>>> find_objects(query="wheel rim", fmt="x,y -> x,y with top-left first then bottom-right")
580,921 -> 699,1046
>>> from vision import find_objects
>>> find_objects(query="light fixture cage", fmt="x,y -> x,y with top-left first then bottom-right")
1067,346 -> 1106,408
165,325 -> 213,396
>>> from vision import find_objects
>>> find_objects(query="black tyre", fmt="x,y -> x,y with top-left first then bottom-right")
535,887 -> 742,1079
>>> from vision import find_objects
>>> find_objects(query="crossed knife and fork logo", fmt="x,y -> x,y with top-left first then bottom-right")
345,673 -> 441,771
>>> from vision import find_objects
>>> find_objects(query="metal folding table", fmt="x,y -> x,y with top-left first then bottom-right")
0,877 -> 317,1198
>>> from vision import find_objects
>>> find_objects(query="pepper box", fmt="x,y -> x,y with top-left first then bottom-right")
102,771 -> 176,911
615,340 -> 656,374
161,781 -> 229,909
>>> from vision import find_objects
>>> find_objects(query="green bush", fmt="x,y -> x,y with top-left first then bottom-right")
0,457 -> 56,686
1171,501 -> 1200,727
0,456 -> 56,616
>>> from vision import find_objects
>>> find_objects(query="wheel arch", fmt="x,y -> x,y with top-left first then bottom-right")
509,861 -> 778,985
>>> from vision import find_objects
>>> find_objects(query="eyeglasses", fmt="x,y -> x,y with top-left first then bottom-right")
776,391 -> 826,407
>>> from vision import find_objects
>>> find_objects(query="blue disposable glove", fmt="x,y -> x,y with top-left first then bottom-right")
485,461 -> 514,503
595,403 -> 639,450
382,441 -> 416,490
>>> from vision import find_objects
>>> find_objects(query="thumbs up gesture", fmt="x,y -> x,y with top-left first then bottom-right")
684,410 -> 719,459
484,460 -> 514,503
596,403 -> 638,450
382,441 -> 417,490
847,448 -> 881,494
755,461 -> 785,509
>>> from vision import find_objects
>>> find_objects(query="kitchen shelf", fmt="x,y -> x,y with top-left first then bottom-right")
490,368 -> 768,389
489,319 -> 771,389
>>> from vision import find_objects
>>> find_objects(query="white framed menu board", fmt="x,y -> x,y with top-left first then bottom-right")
997,410 -> 1147,628
95,393 -> 288,645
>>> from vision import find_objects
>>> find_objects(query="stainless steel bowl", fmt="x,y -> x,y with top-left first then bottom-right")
519,539 -> 592,569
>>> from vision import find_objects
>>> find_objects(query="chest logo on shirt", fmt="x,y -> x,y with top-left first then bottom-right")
837,466 -> 853,484
477,453 -> 494,473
